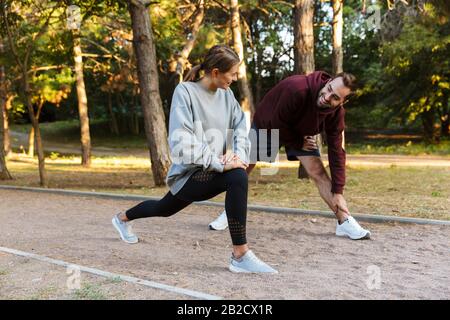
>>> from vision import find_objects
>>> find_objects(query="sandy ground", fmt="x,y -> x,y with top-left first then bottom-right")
0,254 -> 183,300
0,189 -> 449,300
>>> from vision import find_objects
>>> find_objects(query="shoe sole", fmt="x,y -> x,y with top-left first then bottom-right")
208,223 -> 228,231
336,231 -> 371,240
229,264 -> 278,274
112,217 -> 139,244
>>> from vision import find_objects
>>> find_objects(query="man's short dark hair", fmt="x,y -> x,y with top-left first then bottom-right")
334,72 -> 357,92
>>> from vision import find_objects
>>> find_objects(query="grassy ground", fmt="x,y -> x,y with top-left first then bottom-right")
2,154 -> 449,221
345,132 -> 450,156
11,120 -> 148,149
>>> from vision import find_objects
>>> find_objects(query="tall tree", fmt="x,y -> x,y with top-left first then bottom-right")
294,0 -> 316,179
26,97 -> 44,157
0,37 -> 12,180
2,95 -> 11,156
332,0 -> 345,152
128,0 -> 171,186
230,0 -> 255,118
294,0 -> 315,75
72,29 -> 92,166
175,0 -> 205,83
332,0 -> 344,75
1,82 -> 13,157
0,0 -> 53,187
66,3 -> 92,166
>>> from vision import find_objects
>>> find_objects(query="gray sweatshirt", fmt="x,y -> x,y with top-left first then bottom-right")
166,81 -> 250,195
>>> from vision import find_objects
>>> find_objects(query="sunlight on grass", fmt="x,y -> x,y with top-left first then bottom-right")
8,153 -> 151,169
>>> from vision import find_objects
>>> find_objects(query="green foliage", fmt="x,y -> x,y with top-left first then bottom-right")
32,67 -> 74,106
1,0 -> 448,144
376,3 -> 450,139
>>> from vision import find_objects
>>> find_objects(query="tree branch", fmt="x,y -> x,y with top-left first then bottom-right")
0,1 -> 24,70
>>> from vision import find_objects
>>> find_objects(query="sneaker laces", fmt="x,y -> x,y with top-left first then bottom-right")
245,251 -> 265,266
124,221 -> 134,234
118,214 -> 134,234
347,217 -> 365,233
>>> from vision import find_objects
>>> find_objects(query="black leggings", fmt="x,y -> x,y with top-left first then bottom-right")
125,168 -> 248,246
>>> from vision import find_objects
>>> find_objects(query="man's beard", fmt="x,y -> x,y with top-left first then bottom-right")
317,94 -> 331,109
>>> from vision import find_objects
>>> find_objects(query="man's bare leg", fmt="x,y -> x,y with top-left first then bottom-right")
246,163 -> 256,174
296,156 -> 349,223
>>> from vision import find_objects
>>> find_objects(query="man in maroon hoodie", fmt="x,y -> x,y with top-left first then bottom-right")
209,71 -> 371,240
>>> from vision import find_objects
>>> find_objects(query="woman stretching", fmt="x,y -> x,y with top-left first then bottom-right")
112,45 -> 277,274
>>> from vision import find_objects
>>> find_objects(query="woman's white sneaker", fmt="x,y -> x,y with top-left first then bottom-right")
336,216 -> 371,240
229,250 -> 278,274
112,213 -> 139,244
208,210 -> 228,230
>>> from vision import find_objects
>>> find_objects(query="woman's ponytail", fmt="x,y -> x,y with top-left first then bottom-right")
184,64 -> 203,82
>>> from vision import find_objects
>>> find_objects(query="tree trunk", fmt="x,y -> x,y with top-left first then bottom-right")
128,0 -> 171,186
440,93 -> 449,137
3,95 -> 12,156
421,108 -> 437,143
332,0 -> 345,154
0,110 -> 11,180
28,126 -> 35,157
27,99 -> 44,157
230,0 -> 255,121
107,90 -> 119,135
332,0 -> 344,75
254,27 -> 263,105
175,0 -> 205,83
2,2 -> 47,186
73,30 -> 92,167
294,0 -> 316,179
293,0 -> 315,75
132,93 -> 139,135
23,73 -> 48,187
0,41 -> 12,179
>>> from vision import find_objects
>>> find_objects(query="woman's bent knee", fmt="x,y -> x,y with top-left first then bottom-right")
226,168 -> 248,188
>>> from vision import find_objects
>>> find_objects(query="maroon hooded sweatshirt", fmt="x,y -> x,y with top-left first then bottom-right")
253,71 -> 346,194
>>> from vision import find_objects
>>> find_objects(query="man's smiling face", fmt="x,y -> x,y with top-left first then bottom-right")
317,76 -> 352,109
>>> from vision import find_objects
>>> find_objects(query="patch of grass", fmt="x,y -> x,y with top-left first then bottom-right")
103,276 -> 123,284
0,269 -> 8,276
29,286 -> 58,300
344,131 -> 450,156
345,140 -> 450,156
71,283 -> 107,300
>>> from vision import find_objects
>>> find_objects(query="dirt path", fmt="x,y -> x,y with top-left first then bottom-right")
9,130 -> 450,167
0,189 -> 448,299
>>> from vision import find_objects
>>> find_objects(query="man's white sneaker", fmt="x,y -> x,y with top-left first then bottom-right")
229,250 -> 278,274
336,216 -> 371,240
208,210 -> 228,231
112,213 -> 139,244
